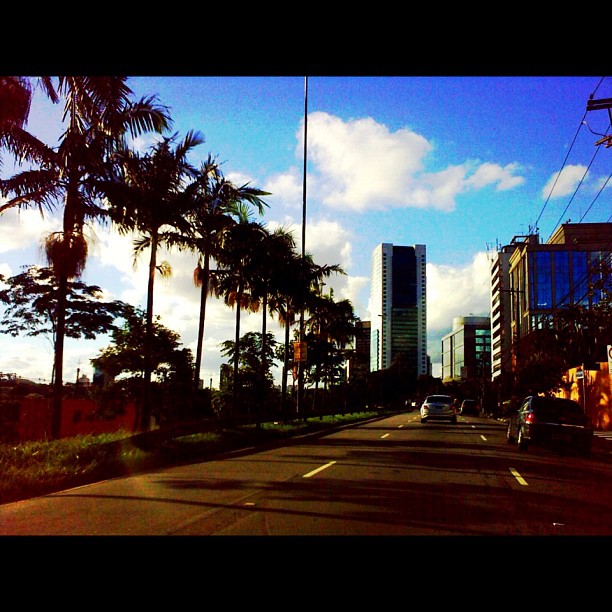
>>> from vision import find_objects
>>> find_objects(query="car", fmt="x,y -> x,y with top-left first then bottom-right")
506,395 -> 593,456
460,399 -> 480,416
421,394 -> 457,424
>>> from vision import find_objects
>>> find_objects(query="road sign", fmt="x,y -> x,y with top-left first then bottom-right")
293,341 -> 307,363
608,345 -> 612,379
576,368 -> 584,380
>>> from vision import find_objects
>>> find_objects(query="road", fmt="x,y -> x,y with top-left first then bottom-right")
1,412 -> 612,535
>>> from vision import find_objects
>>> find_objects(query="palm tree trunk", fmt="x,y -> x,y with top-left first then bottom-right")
281,317 -> 290,415
193,254 -> 210,391
232,285 -> 242,415
260,293 -> 268,413
51,271 -> 68,439
142,235 -> 157,430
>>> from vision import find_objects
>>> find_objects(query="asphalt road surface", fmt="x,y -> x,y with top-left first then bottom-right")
1,412 -> 611,535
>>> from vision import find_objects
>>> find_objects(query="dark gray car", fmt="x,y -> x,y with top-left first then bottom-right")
506,395 -> 593,456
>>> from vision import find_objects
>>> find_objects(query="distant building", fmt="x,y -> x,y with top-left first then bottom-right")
347,320 -> 371,381
370,243 -> 427,379
489,240 -> 524,382
441,316 -> 491,384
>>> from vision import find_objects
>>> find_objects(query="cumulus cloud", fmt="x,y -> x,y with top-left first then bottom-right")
285,112 -> 525,213
464,162 -> 525,191
542,164 -> 588,199
0,207 -> 60,254
426,251 -> 491,332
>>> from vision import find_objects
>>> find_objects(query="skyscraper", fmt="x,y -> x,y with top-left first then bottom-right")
370,243 -> 427,378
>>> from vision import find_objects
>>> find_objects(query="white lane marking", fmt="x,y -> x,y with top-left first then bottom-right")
480,434 -> 487,441
398,425 -> 404,428
510,467 -> 528,486
303,461 -> 337,478
381,433 -> 390,439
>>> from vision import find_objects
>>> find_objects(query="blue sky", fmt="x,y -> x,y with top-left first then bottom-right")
1,75 -> 610,385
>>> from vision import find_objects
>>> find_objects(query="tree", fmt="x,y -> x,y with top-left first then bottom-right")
0,76 -> 171,438
248,225 -> 297,402
180,156 -> 269,391
220,331 -> 280,414
0,266 -> 126,368
90,304 -> 194,423
0,77 -> 56,171
100,130 -> 204,430
304,290 -> 356,410
216,204 -> 269,414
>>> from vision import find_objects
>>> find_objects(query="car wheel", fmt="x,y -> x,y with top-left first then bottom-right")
517,428 -> 529,450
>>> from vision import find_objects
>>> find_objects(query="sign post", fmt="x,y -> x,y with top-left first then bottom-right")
608,345 -> 612,392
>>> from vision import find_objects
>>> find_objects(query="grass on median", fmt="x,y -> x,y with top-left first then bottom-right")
0,411 -> 379,506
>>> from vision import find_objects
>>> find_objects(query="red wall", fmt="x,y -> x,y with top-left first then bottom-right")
14,398 -> 138,441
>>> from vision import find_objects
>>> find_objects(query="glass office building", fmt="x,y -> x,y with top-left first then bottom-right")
441,316 -> 491,383
370,243 -> 427,378
508,223 -> 612,345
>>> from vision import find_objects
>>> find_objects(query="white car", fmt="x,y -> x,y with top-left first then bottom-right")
420,394 -> 457,424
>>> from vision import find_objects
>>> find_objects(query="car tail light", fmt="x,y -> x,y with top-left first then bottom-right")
525,412 -> 535,424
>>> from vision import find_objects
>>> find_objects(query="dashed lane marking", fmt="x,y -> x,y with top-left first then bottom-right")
303,461 -> 337,478
510,467 -> 528,486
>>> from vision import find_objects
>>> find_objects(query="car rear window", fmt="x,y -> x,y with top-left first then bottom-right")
531,397 -> 587,423
427,395 -> 452,403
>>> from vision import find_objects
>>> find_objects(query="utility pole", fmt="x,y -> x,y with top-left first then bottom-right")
586,95 -> 612,148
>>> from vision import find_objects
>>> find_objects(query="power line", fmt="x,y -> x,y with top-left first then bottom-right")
534,77 -> 608,236
578,170 -> 612,223
546,139 -> 606,242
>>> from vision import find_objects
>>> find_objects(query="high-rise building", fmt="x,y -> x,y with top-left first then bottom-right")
370,243 -> 427,379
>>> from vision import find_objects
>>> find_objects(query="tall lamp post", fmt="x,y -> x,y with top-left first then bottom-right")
296,76 -> 308,418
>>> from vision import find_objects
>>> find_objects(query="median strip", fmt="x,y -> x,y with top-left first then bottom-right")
303,461 -> 337,478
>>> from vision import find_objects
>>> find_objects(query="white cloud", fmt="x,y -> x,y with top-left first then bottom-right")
0,207 -> 60,254
465,161 -> 525,191
286,112 -> 525,213
426,251 -> 491,332
542,164 -> 588,199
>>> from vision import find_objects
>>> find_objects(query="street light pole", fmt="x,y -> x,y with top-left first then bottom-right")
297,76 -> 308,418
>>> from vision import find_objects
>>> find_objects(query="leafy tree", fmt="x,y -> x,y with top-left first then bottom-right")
0,76 -> 171,438
0,266 -> 126,363
90,304 -> 194,423
220,331 -> 280,414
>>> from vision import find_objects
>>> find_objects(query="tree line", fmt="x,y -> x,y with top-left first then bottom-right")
0,76 -> 364,435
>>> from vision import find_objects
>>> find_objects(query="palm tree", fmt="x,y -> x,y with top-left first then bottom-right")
0,76 -> 171,438
183,156 -> 269,391
0,77 -> 57,171
305,291 -> 356,403
268,250 -> 344,414
248,225 -> 298,402
101,130 -> 204,430
216,204 -> 270,414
